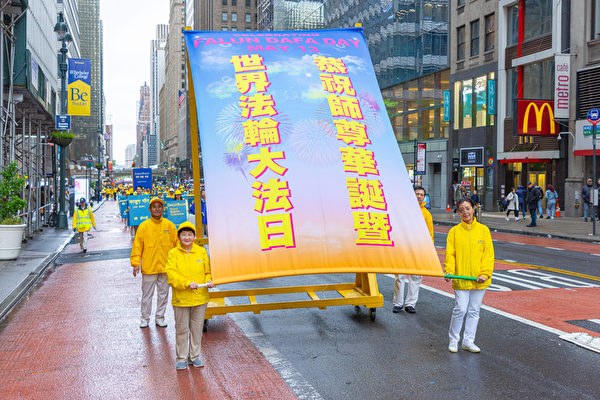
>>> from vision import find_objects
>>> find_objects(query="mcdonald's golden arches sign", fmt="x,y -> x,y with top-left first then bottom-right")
517,99 -> 557,136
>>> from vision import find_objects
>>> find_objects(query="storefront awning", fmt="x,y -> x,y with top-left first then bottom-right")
499,158 -> 552,164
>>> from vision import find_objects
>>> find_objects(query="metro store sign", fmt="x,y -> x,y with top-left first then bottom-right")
517,99 -> 558,136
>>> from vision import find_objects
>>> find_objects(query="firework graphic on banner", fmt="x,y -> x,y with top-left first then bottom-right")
288,119 -> 339,165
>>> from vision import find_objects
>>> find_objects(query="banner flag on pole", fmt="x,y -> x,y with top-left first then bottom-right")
184,28 -> 443,284
67,58 -> 91,116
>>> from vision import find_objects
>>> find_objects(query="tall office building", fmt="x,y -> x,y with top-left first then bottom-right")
191,0 -> 258,31
70,0 -> 104,163
258,0 -> 324,31
151,24 -> 168,166
137,83 -> 151,167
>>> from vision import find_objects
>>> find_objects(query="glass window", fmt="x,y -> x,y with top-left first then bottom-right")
420,109 -> 434,139
485,14 -> 495,51
231,27 -> 237,31
222,0 -> 227,5
232,12 -> 237,22
522,58 -> 554,99
506,68 -> 517,117
507,5 -> 519,46
457,25 -> 465,61
222,12 -> 227,22
454,81 -> 461,130
222,26 -> 228,31
246,13 -> 251,23
524,0 -> 552,41
394,115 -> 405,142
232,0 -> 237,5
440,107 -> 449,138
458,0 -> 465,5
246,0 -> 251,6
475,76 -> 487,127
593,0 -> 600,39
462,79 -> 473,129
407,113 -> 418,141
470,19 -> 479,57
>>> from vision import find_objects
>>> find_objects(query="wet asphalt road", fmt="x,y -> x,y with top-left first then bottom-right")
212,232 -> 600,400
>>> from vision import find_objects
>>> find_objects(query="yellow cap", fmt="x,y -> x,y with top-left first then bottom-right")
177,221 -> 196,235
149,197 -> 164,207
175,190 -> 182,195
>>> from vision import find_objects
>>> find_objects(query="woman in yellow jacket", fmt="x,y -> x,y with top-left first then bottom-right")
444,197 -> 494,353
165,221 -> 215,370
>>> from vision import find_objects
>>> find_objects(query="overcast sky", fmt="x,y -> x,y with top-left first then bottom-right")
100,0 -> 169,163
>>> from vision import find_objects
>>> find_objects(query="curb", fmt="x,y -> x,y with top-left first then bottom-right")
433,219 -> 600,244
0,200 -> 106,322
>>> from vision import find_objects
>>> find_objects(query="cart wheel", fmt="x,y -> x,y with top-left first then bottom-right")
354,306 -> 361,313
203,319 -> 208,332
369,308 -> 376,321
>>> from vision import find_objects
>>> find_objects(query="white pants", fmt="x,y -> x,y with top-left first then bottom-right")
141,273 -> 169,322
449,289 -> 486,345
393,274 -> 422,307
174,304 -> 207,363
78,231 -> 88,251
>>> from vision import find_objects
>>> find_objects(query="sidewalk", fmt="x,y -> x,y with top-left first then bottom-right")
431,207 -> 600,243
0,200 -> 104,321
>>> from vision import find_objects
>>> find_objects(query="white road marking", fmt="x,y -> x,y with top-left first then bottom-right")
545,246 -> 566,251
502,259 -> 517,263
589,319 -> 600,325
383,274 -> 566,336
492,273 -> 556,289
224,297 -> 324,400
509,242 -> 526,245
592,254 -> 600,257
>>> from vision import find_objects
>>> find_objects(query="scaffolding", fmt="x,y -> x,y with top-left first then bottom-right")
0,1 -> 57,238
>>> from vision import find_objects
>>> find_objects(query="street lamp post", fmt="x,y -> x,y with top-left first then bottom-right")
54,13 -> 72,229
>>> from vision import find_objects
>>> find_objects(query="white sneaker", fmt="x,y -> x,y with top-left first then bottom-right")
140,319 -> 149,328
505,217 -> 509,221
515,217 -> 519,221
155,318 -> 167,327
448,342 -> 459,353
551,217 -> 554,219
461,342 -> 481,353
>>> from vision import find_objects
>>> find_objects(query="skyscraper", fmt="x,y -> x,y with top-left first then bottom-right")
137,83 -> 151,167
151,24 -> 168,166
258,0 -> 324,31
70,0 -> 104,163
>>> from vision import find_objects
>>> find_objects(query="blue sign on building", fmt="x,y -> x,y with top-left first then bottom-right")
55,115 -> 71,131
443,91 -> 450,122
488,80 -> 496,115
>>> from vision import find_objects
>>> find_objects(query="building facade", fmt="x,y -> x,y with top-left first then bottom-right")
192,0 -> 258,31
449,0 -> 497,209
258,0 -> 324,31
150,24 -> 167,167
69,0 -> 103,164
137,83 -> 151,167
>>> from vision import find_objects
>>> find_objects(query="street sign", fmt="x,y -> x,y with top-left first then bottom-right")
55,115 -> 71,131
587,108 -> 600,125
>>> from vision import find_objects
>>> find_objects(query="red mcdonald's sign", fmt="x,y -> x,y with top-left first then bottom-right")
517,99 -> 558,136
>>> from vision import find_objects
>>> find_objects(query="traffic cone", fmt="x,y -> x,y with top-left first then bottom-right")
446,204 -> 451,212
556,202 -> 561,217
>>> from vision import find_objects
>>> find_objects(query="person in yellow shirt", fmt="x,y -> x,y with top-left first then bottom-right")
72,198 -> 96,253
130,198 -> 179,329
392,186 -> 433,314
444,197 -> 494,353
165,221 -> 215,370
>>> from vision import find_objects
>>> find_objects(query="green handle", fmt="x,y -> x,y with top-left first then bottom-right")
444,274 -> 478,281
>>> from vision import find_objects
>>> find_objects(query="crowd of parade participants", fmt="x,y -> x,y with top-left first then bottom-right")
96,181 -> 492,369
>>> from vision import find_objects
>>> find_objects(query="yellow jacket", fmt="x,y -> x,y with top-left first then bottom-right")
72,206 -> 95,232
165,243 -> 212,307
420,202 -> 434,242
443,218 -> 494,290
130,217 -> 179,275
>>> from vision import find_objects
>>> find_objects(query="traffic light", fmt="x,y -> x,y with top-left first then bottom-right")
132,162 -> 135,168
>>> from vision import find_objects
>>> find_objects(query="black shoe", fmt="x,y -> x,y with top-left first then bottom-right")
392,306 -> 403,313
405,306 -> 416,313
83,248 -> 87,253
585,218 -> 588,222
545,216 -> 550,219
526,224 -> 536,227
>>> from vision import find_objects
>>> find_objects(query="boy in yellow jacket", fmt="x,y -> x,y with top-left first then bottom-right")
165,221 -> 215,370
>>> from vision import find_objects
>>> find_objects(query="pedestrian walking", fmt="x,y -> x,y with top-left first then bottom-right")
130,198 -> 179,329
453,184 -> 462,215
392,186 -> 433,314
526,182 -> 542,227
582,178 -> 593,222
545,185 -> 558,219
444,197 -> 494,353
72,198 -> 96,253
516,185 -> 527,220
505,188 -> 519,220
536,184 -> 544,218
470,189 -> 480,218
165,221 -> 215,370
200,189 -> 208,237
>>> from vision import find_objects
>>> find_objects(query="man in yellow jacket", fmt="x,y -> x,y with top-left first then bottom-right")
392,186 -> 433,314
444,197 -> 494,353
165,221 -> 215,370
72,198 -> 96,253
130,198 -> 179,328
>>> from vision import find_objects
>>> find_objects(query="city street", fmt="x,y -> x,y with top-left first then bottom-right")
1,201 -> 599,399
